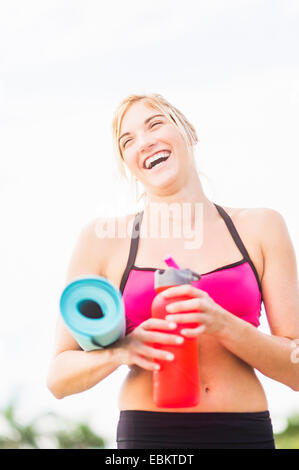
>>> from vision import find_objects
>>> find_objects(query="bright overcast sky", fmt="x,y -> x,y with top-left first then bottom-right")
0,0 -> 299,446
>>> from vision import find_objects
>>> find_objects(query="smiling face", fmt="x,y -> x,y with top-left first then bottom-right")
119,100 -> 194,192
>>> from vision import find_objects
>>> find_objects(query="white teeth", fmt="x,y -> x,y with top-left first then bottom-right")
144,151 -> 171,169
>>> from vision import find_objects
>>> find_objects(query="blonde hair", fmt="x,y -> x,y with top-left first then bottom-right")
111,93 -> 199,204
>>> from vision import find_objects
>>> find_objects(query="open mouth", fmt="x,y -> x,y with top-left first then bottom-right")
143,151 -> 171,170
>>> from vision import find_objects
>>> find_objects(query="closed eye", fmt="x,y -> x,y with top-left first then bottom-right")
123,138 -> 132,147
122,121 -> 163,148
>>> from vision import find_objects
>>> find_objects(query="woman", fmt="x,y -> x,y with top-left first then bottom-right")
47,93 -> 299,449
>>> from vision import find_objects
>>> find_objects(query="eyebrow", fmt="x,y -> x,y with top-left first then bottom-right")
118,114 -> 165,144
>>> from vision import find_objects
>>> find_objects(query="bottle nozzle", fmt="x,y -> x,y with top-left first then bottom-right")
190,270 -> 201,281
164,255 -> 180,269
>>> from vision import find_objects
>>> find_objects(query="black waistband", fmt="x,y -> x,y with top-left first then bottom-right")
117,410 -> 275,449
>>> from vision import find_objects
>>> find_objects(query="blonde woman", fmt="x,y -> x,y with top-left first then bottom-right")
47,93 -> 299,449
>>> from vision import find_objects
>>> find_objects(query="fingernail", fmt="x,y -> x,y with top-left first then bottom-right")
168,322 -> 177,329
166,315 -> 174,321
166,353 -> 174,361
154,364 -> 160,370
176,337 -> 184,344
166,305 -> 174,312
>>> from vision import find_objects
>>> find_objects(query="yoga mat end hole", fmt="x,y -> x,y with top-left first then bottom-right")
77,300 -> 104,319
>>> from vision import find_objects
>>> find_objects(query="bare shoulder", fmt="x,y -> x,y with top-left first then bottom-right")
91,211 -> 137,243
235,206 -> 287,235
82,211 -> 138,274
249,207 -> 293,257
223,205 -> 289,254
223,205 -> 284,229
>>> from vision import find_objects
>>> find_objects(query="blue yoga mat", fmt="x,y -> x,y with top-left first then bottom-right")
60,275 -> 126,351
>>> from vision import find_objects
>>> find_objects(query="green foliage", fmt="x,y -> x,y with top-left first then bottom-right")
274,414 -> 299,449
0,400 -> 106,449
2,398 -> 298,449
54,422 -> 105,449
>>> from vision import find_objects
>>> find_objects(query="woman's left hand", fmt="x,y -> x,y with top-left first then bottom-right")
162,284 -> 229,338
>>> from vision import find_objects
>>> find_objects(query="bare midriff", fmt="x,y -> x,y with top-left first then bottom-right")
117,335 -> 268,412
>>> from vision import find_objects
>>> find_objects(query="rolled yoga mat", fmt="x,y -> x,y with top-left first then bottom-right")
60,275 -> 126,351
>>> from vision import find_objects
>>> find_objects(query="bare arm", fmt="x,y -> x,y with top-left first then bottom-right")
47,217 -> 182,399
47,219 -> 122,399
47,319 -> 123,399
219,208 -> 299,390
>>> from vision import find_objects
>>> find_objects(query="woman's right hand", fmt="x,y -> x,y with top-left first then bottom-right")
113,318 -> 184,371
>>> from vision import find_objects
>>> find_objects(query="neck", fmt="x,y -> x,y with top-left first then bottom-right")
143,170 -> 216,224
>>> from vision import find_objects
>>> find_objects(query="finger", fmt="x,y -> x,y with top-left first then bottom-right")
138,344 -> 175,362
181,325 -> 206,336
140,329 -> 184,345
165,297 -> 203,313
133,354 -> 161,371
142,318 -> 178,331
165,312 -> 204,324
161,284 -> 207,299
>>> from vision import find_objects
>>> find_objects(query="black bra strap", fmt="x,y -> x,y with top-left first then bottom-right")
213,204 -> 251,260
213,203 -> 263,298
119,211 -> 144,294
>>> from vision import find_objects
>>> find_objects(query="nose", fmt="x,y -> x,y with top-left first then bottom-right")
136,132 -> 156,154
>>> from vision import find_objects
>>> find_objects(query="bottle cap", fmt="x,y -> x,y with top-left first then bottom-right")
154,267 -> 201,289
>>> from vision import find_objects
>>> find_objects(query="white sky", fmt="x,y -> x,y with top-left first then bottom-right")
0,0 -> 299,447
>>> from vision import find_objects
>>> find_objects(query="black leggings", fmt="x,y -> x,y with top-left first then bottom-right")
117,410 -> 275,449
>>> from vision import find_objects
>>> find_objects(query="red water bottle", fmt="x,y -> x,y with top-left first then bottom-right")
151,262 -> 201,408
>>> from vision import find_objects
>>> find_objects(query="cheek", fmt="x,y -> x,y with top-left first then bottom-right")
166,128 -> 188,153
123,153 -> 141,177
123,150 -> 137,167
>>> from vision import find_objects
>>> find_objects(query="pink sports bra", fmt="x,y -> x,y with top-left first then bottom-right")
119,203 -> 263,335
